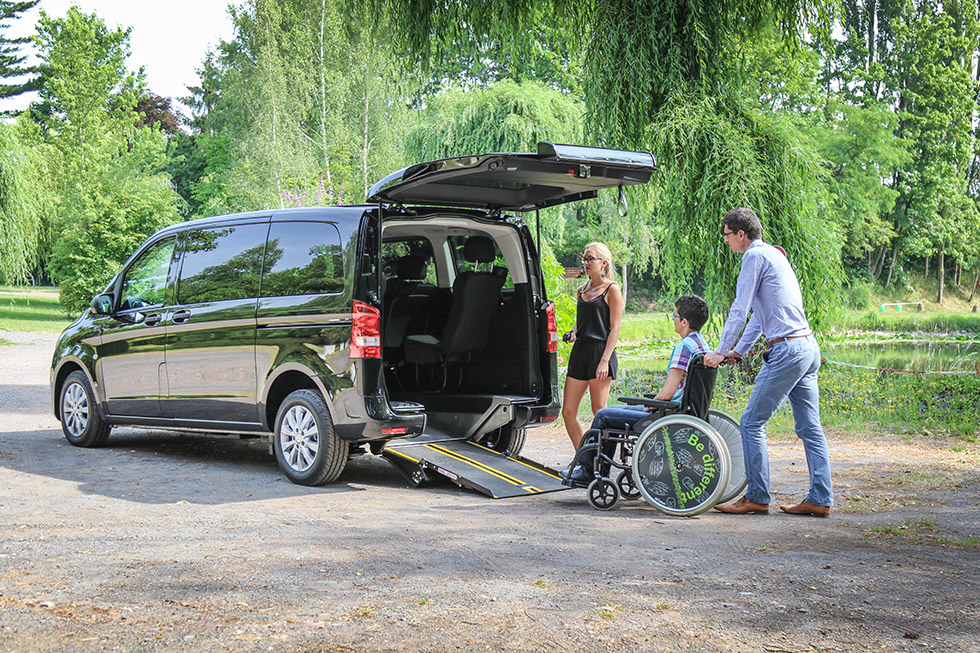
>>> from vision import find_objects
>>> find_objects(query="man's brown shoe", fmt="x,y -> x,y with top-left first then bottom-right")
779,500 -> 831,517
714,497 -> 769,514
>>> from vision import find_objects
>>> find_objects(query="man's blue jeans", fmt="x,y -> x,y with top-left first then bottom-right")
740,335 -> 833,506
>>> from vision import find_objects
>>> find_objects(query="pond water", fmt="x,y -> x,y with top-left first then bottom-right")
819,340 -> 980,373
615,339 -> 980,373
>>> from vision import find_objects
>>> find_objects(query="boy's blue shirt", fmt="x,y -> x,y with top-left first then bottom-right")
668,331 -> 709,403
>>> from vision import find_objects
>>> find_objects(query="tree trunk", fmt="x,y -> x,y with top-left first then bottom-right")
924,256 -> 929,279
954,262 -> 961,286
622,264 -> 628,303
936,245 -> 945,305
969,268 -> 979,302
871,244 -> 887,279
318,0 -> 332,193
884,242 -> 900,289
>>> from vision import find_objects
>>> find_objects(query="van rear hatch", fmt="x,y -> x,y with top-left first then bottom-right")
367,142 -> 656,212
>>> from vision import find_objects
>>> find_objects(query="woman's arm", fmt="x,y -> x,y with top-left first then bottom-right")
595,283 -> 624,379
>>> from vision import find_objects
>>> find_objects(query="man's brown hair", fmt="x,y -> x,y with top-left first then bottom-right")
723,207 -> 762,241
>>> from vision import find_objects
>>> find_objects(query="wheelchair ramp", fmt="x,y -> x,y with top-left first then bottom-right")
382,434 -> 567,499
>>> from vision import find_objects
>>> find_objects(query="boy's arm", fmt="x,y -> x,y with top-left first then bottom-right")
653,368 -> 685,401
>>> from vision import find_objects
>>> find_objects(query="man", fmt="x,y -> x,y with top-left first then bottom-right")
705,207 -> 833,517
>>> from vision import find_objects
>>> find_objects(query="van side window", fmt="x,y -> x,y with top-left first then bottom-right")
261,221 -> 344,296
447,235 -> 512,288
178,224 -> 269,304
382,238 -> 436,286
119,236 -> 176,310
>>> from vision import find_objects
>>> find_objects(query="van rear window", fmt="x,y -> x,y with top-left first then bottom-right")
261,221 -> 344,296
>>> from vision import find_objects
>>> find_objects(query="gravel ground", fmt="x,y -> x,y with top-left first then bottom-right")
2,331 -> 979,652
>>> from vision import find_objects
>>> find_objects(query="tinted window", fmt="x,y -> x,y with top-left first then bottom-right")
261,221 -> 344,297
382,238 -> 437,286
448,235 -> 512,288
119,237 -> 176,310
178,224 -> 268,304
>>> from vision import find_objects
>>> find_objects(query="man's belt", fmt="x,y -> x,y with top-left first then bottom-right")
768,333 -> 811,346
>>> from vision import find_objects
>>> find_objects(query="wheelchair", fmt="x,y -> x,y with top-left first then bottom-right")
564,353 -> 747,516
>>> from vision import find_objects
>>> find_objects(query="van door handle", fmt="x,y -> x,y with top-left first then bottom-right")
172,309 -> 192,324
143,313 -> 162,327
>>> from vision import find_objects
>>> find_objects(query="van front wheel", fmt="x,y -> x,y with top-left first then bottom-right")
273,390 -> 346,486
59,371 -> 111,447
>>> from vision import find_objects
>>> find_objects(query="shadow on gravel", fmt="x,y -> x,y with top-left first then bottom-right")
1,427 -> 418,505
0,383 -> 52,411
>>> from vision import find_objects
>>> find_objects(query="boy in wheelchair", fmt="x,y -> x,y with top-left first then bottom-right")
563,295 -> 710,486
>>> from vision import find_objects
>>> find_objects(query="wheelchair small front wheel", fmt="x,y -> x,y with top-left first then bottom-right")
616,470 -> 641,500
631,414 -> 731,517
587,477 -> 620,511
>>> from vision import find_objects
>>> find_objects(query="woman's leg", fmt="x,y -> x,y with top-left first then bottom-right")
562,377 -> 590,448
587,377 -> 613,415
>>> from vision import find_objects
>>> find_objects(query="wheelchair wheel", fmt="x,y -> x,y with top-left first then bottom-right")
587,477 -> 620,511
631,414 -> 731,517
616,470 -> 641,500
708,409 -> 748,505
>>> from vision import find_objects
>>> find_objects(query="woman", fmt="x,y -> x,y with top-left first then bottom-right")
562,242 -> 623,449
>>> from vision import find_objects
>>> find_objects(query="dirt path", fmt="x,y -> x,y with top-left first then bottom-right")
2,334 -> 979,652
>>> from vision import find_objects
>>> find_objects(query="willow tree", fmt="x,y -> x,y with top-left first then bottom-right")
0,120 -> 54,283
376,0 -> 842,329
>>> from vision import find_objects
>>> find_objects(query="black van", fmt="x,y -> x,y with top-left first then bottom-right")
50,143 -> 655,487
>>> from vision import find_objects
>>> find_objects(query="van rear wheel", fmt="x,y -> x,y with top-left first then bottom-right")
481,426 -> 527,456
273,390 -> 346,486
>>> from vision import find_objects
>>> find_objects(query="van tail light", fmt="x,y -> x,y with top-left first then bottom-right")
544,301 -> 558,353
350,300 -> 381,358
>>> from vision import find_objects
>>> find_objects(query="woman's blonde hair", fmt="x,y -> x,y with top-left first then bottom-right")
579,241 -> 616,292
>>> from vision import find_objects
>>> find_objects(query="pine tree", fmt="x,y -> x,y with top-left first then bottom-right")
0,0 -> 39,103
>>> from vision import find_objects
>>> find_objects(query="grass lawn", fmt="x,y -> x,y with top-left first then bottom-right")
0,287 -> 73,334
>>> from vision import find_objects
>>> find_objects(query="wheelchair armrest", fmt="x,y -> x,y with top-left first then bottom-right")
619,396 -> 680,411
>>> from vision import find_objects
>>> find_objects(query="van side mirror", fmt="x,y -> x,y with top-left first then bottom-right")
90,293 -> 114,315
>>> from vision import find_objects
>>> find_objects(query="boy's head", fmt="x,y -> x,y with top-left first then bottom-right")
673,295 -> 709,334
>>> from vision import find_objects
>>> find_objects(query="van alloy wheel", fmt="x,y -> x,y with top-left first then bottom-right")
58,371 -> 111,447
62,382 -> 89,437
273,389 -> 347,486
279,405 -> 319,473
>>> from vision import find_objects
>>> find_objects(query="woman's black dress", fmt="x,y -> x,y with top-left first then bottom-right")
566,283 -> 618,381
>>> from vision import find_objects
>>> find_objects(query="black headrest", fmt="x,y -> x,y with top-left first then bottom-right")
463,236 -> 495,264
396,255 -> 426,280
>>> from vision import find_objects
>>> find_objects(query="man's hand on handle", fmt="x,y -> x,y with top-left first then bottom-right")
704,351 -> 742,368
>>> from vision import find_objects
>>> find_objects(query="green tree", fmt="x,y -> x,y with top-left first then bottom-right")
883,1 -> 977,301
377,0 -> 843,329
183,0 -> 412,216
810,102 -> 910,274
0,0 -> 38,103
30,7 -> 181,311
0,117 -> 57,283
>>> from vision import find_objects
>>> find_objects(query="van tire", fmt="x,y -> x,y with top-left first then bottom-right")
273,390 -> 346,486
59,371 -> 111,447
483,426 -> 527,456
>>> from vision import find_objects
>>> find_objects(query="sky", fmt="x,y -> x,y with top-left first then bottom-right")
1,0 -> 236,115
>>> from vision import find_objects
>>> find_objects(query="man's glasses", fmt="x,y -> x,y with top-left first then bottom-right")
722,230 -> 735,238
581,256 -> 599,263
668,313 -> 681,320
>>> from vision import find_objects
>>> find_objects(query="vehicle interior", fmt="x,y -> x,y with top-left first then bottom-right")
380,213 -> 545,428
